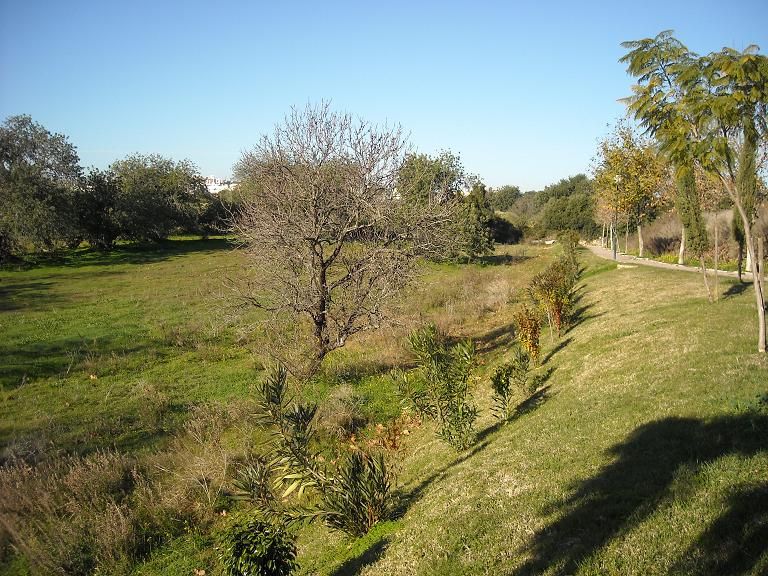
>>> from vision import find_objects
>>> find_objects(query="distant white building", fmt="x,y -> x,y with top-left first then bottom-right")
205,175 -> 233,195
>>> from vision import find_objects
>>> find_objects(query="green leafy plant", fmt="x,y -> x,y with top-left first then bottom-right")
241,366 -> 395,538
398,324 -> 478,450
491,346 -> 536,421
217,513 -> 298,576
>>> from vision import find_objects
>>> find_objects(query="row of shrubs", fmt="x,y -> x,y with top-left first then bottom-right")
214,235 -> 584,575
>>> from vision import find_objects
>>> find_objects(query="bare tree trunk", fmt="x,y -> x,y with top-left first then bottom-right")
760,237 -> 766,312
624,220 -> 629,254
700,257 -> 713,303
637,223 -> 644,258
678,226 -> 685,264
601,222 -> 607,248
611,218 -> 618,260
713,212 -> 719,301
732,194 -> 766,353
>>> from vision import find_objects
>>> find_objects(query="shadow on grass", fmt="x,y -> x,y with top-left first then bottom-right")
541,337 -> 573,364
476,322 -> 517,353
0,335 -> 151,390
5,237 -> 236,271
0,280 -> 63,311
513,414 -> 768,576
723,281 -> 750,299
476,253 -> 533,266
330,535 -> 390,576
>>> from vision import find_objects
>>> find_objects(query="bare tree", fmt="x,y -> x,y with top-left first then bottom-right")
233,103 -> 456,374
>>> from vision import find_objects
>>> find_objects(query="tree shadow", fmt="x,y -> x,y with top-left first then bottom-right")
541,337 -> 573,364
5,237 -> 236,270
513,414 -> 768,576
330,536 -> 390,576
0,280 -> 63,311
723,281 -> 750,299
670,484 -> 768,576
476,322 -> 517,353
476,254 -> 533,266
0,335 -> 151,389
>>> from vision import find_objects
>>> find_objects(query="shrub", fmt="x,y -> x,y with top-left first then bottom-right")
491,346 -> 535,421
245,366 -> 395,538
398,324 -> 478,450
513,305 -> 542,363
217,514 -> 298,576
528,257 -> 579,337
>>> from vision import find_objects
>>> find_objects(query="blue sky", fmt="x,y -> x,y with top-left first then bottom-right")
1,0 -> 766,190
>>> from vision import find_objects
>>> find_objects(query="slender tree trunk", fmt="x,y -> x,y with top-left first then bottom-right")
746,248 -> 752,273
611,217 -> 618,260
601,222 -> 606,248
699,257 -> 713,303
759,237 -> 766,313
731,192 -> 766,353
624,220 -> 629,254
736,240 -> 744,282
637,223 -> 644,258
678,226 -> 685,265
713,212 -> 719,301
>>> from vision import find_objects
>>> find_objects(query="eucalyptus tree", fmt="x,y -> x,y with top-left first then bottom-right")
621,31 -> 768,352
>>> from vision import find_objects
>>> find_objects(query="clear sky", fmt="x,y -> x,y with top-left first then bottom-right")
1,0 -> 766,191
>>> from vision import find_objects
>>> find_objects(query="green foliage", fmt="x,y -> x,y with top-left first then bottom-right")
248,366 -> 395,537
396,151 -> 466,204
460,182 -> 495,260
675,163 -> 709,256
110,153 -> 212,242
488,184 -> 521,211
217,514 -> 298,576
398,324 -> 478,450
77,168 -> 122,250
0,114 -> 82,258
321,450 -> 392,537
535,175 -> 599,237
489,215 -> 523,244
491,346 -> 535,421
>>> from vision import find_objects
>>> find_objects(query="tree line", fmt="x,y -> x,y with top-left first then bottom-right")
0,115 -> 233,261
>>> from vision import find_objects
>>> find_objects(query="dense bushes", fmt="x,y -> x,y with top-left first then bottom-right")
0,115 -> 233,260
217,514 -> 298,576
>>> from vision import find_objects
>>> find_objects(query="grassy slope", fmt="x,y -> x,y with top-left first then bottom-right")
297,254 -> 768,575
1,240 -> 766,575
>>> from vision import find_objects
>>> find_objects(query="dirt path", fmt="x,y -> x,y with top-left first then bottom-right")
584,243 -> 753,280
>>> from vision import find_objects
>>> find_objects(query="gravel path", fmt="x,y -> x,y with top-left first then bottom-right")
583,243 -> 754,280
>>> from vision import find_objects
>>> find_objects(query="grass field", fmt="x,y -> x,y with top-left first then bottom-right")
1,238 -> 766,575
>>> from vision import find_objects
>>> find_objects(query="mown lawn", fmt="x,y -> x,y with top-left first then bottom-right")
1,238 -> 766,575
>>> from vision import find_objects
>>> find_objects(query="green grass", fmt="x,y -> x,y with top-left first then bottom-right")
1,239 -> 766,575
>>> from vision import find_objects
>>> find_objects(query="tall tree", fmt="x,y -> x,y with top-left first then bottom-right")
489,184 -> 521,211
461,181 -> 495,260
0,115 -> 82,258
233,103 -> 457,375
110,154 -> 210,242
622,31 -> 768,352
